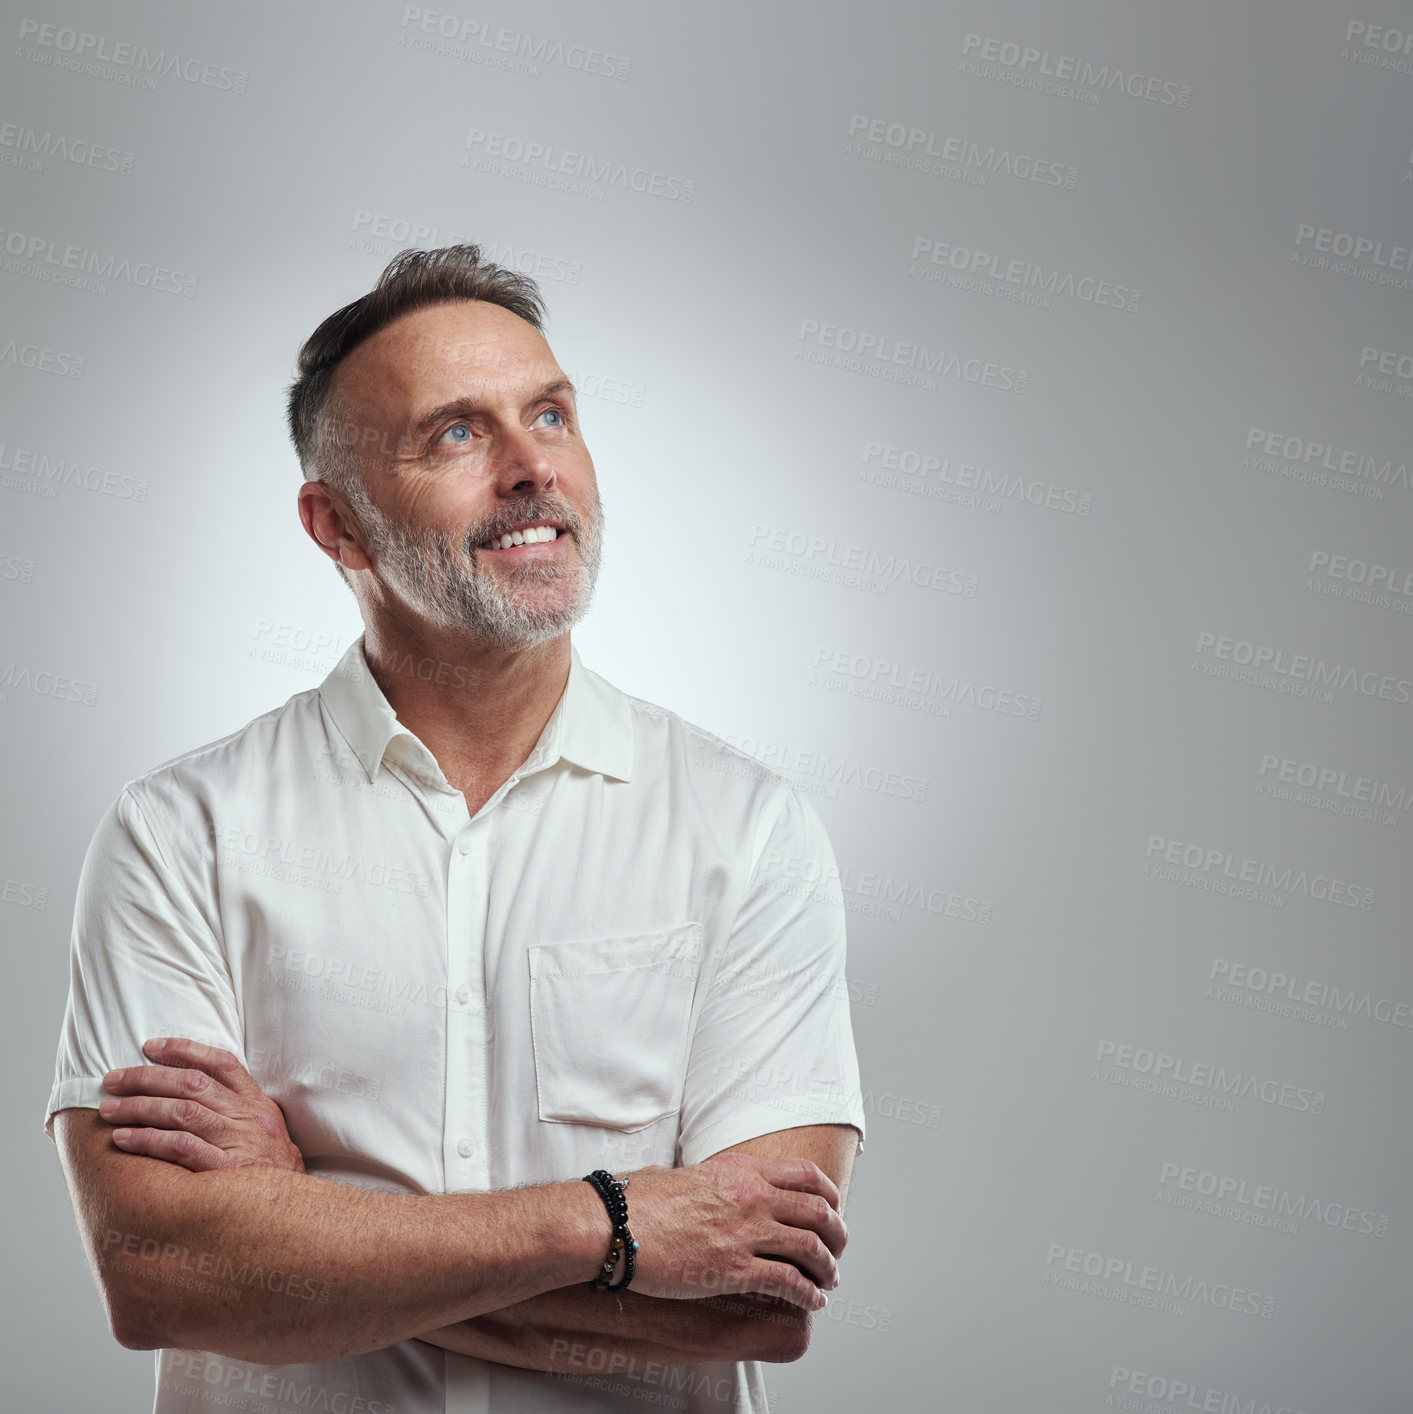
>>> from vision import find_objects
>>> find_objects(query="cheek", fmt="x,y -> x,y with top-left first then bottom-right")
559,451 -> 599,504
401,476 -> 487,530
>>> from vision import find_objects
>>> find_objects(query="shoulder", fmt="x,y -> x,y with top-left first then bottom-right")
106,687 -> 325,842
595,669 -> 818,865
608,672 -> 792,790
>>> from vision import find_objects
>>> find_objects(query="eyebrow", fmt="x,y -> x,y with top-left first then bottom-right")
407,377 -> 578,441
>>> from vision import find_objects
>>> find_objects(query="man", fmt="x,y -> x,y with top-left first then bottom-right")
45,244 -> 866,1413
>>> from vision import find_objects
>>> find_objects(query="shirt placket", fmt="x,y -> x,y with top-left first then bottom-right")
442,786 -> 498,1414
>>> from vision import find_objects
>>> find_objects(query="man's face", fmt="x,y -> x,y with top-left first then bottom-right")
329,299 -> 603,649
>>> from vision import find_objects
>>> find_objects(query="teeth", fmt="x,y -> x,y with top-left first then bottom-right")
482,525 -> 559,550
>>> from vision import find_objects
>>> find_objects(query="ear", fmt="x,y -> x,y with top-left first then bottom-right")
297,481 -> 373,572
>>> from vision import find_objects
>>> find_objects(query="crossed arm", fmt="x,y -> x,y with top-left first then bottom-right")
414,1124 -> 857,1373
55,1038 -> 858,1371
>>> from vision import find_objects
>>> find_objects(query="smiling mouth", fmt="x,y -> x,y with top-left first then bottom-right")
477,521 -> 566,552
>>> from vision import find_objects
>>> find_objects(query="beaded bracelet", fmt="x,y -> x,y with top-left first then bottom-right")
582,1169 -> 638,1292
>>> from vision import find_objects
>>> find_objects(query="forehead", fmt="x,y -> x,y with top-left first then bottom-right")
335,299 -> 561,424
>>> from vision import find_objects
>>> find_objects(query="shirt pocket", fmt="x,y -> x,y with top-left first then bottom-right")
528,922 -> 704,1131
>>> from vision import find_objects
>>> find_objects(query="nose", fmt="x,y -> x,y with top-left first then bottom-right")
491,423 -> 556,499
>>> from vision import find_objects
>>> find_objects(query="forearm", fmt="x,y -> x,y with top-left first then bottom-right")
63,1114 -> 605,1365
416,1286 -> 810,1371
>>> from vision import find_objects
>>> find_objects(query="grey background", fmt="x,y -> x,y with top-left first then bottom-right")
3,1 -> 1409,1410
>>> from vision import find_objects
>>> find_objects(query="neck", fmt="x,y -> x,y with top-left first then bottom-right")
360,609 -> 572,801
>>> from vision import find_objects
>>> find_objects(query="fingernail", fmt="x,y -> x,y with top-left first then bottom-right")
146,1038 -> 167,1054
98,1098 -> 117,1116
112,1129 -> 132,1143
102,1069 -> 123,1087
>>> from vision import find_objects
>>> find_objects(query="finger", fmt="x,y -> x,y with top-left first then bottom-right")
97,1094 -> 228,1144
102,1063 -> 243,1116
744,1257 -> 827,1312
753,1156 -> 841,1211
758,1221 -> 838,1290
772,1188 -> 849,1258
110,1125 -> 233,1173
143,1037 -> 264,1100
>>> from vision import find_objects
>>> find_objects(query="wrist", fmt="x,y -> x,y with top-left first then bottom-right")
581,1171 -> 637,1292
557,1177 -> 617,1283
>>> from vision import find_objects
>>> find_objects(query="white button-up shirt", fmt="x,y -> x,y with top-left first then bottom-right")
46,635 -> 865,1414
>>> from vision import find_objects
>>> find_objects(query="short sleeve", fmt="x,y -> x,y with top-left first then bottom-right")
43,785 -> 244,1138
677,785 -> 866,1165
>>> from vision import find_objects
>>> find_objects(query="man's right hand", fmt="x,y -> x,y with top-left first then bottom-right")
617,1152 -> 846,1311
95,1036 -> 847,1313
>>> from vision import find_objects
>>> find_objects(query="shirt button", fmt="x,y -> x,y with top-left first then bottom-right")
457,836 -> 472,855
454,983 -> 470,1005
457,1138 -> 475,1159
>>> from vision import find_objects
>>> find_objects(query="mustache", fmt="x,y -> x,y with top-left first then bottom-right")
464,500 -> 580,549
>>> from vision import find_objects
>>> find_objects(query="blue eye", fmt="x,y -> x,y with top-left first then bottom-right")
538,407 -> 564,427
443,424 -> 471,444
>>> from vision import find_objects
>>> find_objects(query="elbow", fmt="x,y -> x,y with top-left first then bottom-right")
754,1317 -> 812,1364
105,1283 -> 169,1352
717,1295 -> 814,1364
113,1320 -> 162,1353
101,1268 -> 198,1353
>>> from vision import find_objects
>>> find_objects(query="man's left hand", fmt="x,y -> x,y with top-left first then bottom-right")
98,1036 -> 303,1173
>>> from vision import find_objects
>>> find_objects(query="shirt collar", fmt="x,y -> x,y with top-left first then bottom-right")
318,634 -> 634,788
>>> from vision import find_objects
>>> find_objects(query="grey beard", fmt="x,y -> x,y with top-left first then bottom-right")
355,490 -> 604,649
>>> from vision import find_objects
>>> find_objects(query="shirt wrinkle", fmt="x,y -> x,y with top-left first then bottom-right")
46,632 -> 864,1414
